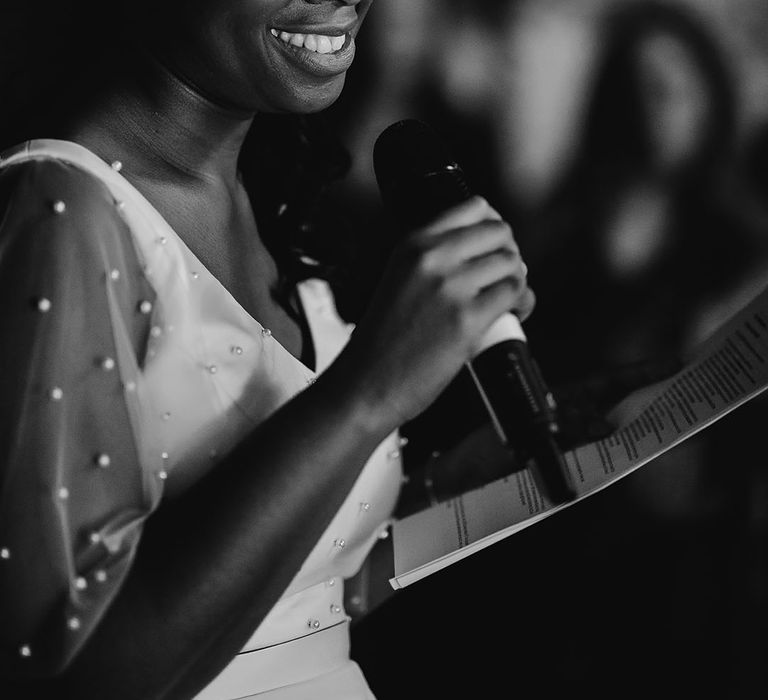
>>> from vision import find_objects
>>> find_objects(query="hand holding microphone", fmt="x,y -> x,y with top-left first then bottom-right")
373,120 -> 577,505
343,191 -> 530,429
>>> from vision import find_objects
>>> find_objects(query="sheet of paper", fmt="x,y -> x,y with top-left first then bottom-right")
390,283 -> 768,589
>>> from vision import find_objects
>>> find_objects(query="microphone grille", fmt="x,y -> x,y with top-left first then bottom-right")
373,119 -> 459,188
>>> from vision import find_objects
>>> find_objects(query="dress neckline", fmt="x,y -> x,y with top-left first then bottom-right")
8,138 -> 319,373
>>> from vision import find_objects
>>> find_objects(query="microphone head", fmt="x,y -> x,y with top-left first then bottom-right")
374,119 -> 472,231
374,120 -> 457,184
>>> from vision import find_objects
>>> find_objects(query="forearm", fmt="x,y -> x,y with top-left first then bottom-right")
48,368 -> 396,699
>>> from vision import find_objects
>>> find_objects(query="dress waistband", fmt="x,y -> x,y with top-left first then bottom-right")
193,620 -> 351,699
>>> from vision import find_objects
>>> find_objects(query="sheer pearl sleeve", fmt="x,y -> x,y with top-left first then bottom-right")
0,159 -> 157,677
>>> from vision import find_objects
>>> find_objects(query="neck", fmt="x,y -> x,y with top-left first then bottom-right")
66,51 -> 255,190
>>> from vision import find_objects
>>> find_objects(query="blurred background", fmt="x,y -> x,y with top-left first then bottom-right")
323,0 -> 768,697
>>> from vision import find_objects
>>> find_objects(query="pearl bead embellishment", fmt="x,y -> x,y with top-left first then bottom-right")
110,160 -> 123,172
37,298 -> 52,313
52,200 -> 66,214
0,190 -> 395,661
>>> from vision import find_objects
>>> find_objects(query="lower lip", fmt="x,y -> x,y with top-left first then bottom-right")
271,32 -> 356,78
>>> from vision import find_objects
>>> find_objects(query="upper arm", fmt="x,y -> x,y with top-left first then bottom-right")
0,159 -> 157,678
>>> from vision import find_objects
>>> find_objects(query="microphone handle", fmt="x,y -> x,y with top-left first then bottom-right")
467,314 -> 577,504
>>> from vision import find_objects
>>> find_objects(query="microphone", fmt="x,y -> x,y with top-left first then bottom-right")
373,119 -> 576,505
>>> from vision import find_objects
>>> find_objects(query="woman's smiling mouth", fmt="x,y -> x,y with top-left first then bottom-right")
270,29 -> 347,54
268,27 -> 356,77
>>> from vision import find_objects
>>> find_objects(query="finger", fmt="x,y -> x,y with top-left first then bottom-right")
633,355 -> 683,384
607,356 -> 682,406
558,414 -> 615,450
417,196 -> 502,237
515,286 -> 536,322
570,355 -> 683,409
414,220 -> 518,272
463,248 -> 528,293
472,278 -> 535,327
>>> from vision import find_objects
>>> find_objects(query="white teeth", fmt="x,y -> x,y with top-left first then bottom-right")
271,29 -> 346,54
316,36 -> 333,53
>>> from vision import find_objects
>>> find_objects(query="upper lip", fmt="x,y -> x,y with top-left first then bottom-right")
270,21 -> 357,37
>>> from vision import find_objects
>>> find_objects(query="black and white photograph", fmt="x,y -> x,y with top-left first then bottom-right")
1,0 -> 767,698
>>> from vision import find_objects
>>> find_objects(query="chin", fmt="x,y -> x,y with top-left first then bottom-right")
264,76 -> 347,115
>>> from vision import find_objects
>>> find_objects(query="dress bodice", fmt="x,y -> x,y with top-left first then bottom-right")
0,140 -> 401,697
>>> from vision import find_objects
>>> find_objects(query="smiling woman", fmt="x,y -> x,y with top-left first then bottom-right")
0,1 -> 538,699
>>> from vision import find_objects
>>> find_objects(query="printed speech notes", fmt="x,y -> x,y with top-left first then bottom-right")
391,283 -> 768,589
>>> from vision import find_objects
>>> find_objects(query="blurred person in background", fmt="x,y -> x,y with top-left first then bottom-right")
519,0 -> 760,383
510,1 -> 768,695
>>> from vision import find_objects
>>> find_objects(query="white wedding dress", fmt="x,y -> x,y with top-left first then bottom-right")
0,140 -> 402,698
